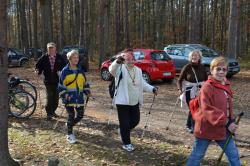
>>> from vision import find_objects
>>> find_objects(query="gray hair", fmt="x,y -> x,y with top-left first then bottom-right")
67,49 -> 79,60
188,49 -> 202,62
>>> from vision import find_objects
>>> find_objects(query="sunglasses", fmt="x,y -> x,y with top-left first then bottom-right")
215,67 -> 228,72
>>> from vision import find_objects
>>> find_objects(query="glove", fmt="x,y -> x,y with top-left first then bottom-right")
116,56 -> 125,64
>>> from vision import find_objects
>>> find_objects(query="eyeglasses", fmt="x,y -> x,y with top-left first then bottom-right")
215,67 -> 228,72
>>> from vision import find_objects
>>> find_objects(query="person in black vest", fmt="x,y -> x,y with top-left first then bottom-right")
35,42 -> 66,120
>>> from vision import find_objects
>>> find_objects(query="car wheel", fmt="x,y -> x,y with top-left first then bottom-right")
101,68 -> 112,81
20,60 -> 29,67
142,72 -> 151,84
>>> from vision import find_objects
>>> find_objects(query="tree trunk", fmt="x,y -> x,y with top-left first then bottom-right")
211,0 -> 218,49
0,0 -> 20,165
184,0 -> 190,42
115,0 -> 121,52
79,0 -> 85,46
170,0 -> 176,43
155,0 -> 166,49
28,0 -> 32,48
74,0 -> 80,45
124,0 -> 130,48
227,0 -> 238,58
99,0 -> 108,67
32,0 -> 38,60
19,0 -> 29,50
40,0 -> 53,48
60,0 -> 65,49
236,0 -> 241,58
16,0 -> 22,48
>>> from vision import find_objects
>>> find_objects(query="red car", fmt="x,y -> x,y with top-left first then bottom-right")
100,49 -> 176,83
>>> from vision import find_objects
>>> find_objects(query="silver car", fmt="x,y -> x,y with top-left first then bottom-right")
164,44 -> 240,77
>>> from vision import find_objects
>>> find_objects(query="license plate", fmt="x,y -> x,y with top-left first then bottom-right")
163,72 -> 171,76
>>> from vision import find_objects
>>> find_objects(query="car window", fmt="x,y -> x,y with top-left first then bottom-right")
200,48 -> 219,57
8,51 -> 17,58
167,47 -> 184,56
133,51 -> 145,60
151,51 -> 171,60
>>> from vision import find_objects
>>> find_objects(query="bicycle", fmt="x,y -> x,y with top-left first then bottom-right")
8,74 -> 37,101
8,77 -> 37,118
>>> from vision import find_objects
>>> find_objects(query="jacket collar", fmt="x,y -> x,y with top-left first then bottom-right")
207,76 -> 232,97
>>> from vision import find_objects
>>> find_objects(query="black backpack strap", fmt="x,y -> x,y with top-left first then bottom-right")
66,71 -> 79,86
114,66 -> 123,97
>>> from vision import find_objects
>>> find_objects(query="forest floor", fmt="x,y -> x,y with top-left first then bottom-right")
8,65 -> 250,166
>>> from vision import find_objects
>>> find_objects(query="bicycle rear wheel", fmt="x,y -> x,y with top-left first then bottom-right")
17,80 -> 37,101
9,91 -> 36,118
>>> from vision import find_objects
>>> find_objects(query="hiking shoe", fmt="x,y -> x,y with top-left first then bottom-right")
122,144 -> 135,152
67,134 -> 76,144
186,127 -> 193,134
51,113 -> 59,118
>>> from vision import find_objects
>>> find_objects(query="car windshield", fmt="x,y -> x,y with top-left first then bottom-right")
151,51 -> 171,60
184,47 -> 219,57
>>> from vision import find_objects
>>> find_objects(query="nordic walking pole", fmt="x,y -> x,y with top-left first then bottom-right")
141,94 -> 156,139
53,104 -> 65,130
77,96 -> 90,133
216,112 -> 244,166
166,96 -> 180,130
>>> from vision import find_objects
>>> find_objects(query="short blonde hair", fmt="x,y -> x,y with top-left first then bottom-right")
210,56 -> 228,70
67,49 -> 79,60
188,49 -> 202,62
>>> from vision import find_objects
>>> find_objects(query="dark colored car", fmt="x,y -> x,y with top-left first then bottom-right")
61,45 -> 89,71
100,49 -> 176,83
8,48 -> 29,67
164,44 -> 240,77
27,48 -> 43,59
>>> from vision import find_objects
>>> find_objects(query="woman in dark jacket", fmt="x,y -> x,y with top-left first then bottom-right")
177,50 -> 207,133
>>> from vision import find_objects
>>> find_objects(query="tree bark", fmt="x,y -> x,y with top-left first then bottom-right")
19,0 -> 29,50
124,0 -> 130,48
115,0 -> 121,52
99,0 -> 108,67
0,0 -> 20,165
227,0 -> 238,58
32,0 -> 38,60
60,0 -> 65,49
74,0 -> 80,45
79,0 -> 85,46
170,0 -> 176,43
40,0 -> 53,48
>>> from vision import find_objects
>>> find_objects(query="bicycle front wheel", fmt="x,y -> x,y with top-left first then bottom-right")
9,91 -> 36,118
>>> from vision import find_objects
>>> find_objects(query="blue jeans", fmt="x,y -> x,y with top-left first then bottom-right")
187,135 -> 241,166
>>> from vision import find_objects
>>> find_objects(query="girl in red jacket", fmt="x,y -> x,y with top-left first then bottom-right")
187,57 -> 241,166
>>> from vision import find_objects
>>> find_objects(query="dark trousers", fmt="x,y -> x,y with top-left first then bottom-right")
66,106 -> 84,134
45,84 -> 59,116
186,87 -> 195,129
116,103 -> 140,145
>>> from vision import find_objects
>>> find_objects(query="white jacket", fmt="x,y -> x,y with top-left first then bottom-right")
109,60 -> 154,105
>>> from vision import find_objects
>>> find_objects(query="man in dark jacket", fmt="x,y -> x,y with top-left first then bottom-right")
35,42 -> 66,120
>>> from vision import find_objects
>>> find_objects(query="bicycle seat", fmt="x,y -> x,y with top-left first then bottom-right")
8,76 -> 20,88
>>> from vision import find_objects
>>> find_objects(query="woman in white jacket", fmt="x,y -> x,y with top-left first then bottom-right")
109,51 -> 158,152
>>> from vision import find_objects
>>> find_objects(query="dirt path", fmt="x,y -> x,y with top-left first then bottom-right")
8,67 -> 250,165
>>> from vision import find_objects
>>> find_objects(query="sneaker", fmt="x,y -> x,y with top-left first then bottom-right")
51,113 -> 59,118
186,127 -> 193,134
67,134 -> 76,144
122,144 -> 135,152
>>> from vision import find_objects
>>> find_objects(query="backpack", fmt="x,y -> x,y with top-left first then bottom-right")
189,96 -> 200,119
109,67 -> 123,98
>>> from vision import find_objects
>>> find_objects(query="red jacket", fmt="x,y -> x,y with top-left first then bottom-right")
194,76 -> 235,140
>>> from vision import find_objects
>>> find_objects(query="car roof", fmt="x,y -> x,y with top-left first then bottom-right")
166,44 -> 210,49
